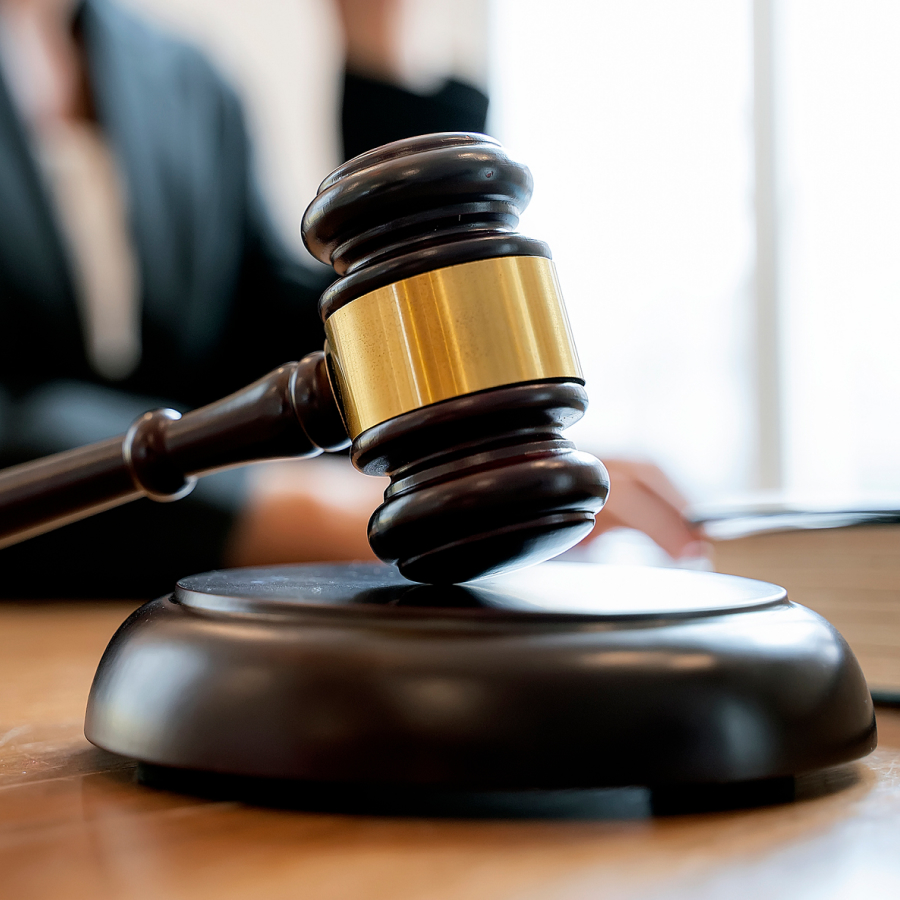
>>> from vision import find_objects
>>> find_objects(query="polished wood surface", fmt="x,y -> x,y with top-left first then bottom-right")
84,566 -> 875,786
304,133 -> 609,583
0,354 -> 348,550
2,601 -> 900,900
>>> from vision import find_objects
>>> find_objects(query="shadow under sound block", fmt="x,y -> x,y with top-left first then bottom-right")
85,562 -> 876,791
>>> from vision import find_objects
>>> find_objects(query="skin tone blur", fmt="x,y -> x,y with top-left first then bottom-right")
0,0 -> 91,122
0,0 -> 703,567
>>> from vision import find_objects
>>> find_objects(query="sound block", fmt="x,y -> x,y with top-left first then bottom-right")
85,562 -> 875,789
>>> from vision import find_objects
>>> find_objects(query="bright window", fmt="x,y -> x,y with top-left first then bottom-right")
491,0 -> 900,503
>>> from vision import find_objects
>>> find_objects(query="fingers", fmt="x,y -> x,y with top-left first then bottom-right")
622,460 -> 691,515
590,458 -> 703,559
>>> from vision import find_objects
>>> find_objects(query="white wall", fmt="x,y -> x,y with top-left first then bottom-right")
121,0 -> 343,260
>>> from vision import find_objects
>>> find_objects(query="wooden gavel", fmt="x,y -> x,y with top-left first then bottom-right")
0,134 -> 609,583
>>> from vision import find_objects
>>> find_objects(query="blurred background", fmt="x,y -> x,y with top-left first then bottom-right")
120,0 -> 900,509
93,0 -> 900,506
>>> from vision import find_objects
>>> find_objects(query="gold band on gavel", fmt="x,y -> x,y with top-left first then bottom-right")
324,256 -> 583,439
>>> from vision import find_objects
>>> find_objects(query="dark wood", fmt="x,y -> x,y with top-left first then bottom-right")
304,134 -> 551,318
0,134 -> 878,843
84,562 -> 875,788
2,600 -> 898,899
0,353 -> 348,548
357,382 -> 608,583
0,132 -> 607,584
317,233 -> 552,321
302,132 -> 609,583
303,133 -> 536,278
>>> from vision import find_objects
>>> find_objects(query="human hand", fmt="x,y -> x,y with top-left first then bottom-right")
226,456 -> 387,567
586,458 -> 705,560
227,453 -> 702,570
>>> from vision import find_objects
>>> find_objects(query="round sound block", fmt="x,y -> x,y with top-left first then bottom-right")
85,562 -> 875,789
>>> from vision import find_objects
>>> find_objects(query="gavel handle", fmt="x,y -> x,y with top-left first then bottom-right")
0,352 -> 349,549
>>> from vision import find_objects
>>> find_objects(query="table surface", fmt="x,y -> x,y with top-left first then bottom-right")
1,601 -> 899,900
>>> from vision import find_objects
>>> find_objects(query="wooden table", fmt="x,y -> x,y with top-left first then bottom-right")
2,601 -> 899,900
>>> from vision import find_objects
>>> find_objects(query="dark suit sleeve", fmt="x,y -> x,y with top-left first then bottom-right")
341,71 -> 490,161
210,175 -> 331,399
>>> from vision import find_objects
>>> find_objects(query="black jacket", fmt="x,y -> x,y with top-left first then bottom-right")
0,0 -> 487,596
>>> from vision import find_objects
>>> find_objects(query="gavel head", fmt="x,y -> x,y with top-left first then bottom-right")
302,133 -> 609,584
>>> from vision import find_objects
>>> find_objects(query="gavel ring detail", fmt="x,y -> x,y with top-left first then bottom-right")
0,133 -> 609,584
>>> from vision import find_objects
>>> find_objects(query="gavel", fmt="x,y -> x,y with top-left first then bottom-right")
0,134 -> 609,584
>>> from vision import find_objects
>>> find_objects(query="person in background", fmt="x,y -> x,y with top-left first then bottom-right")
0,0 -> 699,598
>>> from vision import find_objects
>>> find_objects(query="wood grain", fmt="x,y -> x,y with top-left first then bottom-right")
2,601 -> 899,900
